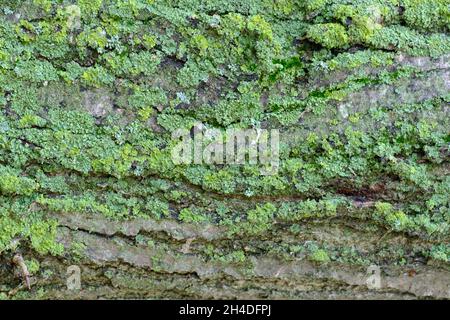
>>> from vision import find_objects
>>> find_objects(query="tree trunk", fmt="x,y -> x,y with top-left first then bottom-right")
0,1 -> 449,300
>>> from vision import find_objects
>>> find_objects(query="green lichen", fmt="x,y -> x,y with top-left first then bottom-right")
307,23 -> 349,49
309,248 -> 331,264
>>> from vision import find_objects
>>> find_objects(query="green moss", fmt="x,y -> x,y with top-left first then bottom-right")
309,248 -> 331,264
0,209 -> 63,256
225,202 -> 277,236
203,170 -> 237,194
0,166 -> 39,196
77,26 -> 108,54
25,258 -> 40,274
14,60 -> 59,83
33,0 -> 52,13
403,0 -> 449,32
145,198 -> 170,219
247,15 -> 274,41
179,208 -> 209,223
78,0 -> 103,18
307,23 -> 349,49
429,244 -> 449,263
28,220 -> 64,255
70,241 -> 87,261
305,0 -> 328,12
81,65 -> 115,87
374,201 -> 415,232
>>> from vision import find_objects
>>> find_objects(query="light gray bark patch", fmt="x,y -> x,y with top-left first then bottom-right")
82,89 -> 114,118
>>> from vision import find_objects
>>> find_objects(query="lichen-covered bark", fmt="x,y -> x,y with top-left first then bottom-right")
2,213 -> 450,299
0,0 -> 449,300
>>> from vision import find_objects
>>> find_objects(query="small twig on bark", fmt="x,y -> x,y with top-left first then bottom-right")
12,254 -> 31,290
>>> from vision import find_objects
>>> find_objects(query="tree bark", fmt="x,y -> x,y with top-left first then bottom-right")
0,1 -> 449,300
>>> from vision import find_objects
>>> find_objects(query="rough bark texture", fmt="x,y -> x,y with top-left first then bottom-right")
0,1 -> 449,300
